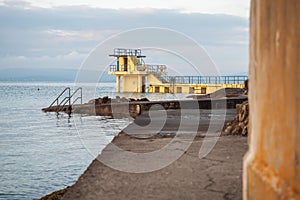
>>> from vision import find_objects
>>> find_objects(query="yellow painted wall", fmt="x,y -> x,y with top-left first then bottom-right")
148,74 -> 163,85
122,75 -> 139,93
147,83 -> 231,94
244,0 -> 300,199
121,75 -> 146,93
118,57 -> 124,71
118,56 -> 137,72
122,73 -> 245,94
223,84 -> 244,89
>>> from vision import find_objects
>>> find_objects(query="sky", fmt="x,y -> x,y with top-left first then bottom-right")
1,0 -> 250,17
0,0 -> 250,75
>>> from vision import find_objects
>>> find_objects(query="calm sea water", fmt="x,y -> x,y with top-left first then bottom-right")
0,81 -> 186,200
0,82 -> 132,200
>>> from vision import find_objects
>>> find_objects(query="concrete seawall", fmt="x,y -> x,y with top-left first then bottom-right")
43,97 -> 248,118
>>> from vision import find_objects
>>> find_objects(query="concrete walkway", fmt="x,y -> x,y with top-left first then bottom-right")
62,109 -> 248,200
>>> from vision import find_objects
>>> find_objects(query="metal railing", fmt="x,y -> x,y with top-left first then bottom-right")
109,64 -> 167,73
109,64 -> 129,72
109,65 -> 117,71
71,87 -> 83,105
153,73 -> 169,83
110,48 -> 144,57
143,65 -> 167,73
48,87 -> 71,108
156,75 -> 248,84
47,87 -> 83,112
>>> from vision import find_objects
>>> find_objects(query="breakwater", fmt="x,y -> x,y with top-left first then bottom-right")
42,96 -> 247,118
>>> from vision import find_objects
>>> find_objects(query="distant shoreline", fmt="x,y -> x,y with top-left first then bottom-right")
0,68 -> 116,82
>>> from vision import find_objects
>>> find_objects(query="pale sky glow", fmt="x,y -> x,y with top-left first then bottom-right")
0,0 -> 250,75
1,0 -> 250,18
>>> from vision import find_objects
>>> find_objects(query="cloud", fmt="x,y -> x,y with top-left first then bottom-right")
44,29 -> 118,42
0,1 -> 249,74
0,0 -> 32,8
0,51 -> 87,69
6,0 -> 250,18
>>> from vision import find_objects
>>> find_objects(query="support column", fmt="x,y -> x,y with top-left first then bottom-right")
244,0 -> 300,199
116,75 -> 120,93
137,75 -> 142,93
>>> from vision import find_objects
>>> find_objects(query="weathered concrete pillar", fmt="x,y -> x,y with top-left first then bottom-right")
244,0 -> 300,199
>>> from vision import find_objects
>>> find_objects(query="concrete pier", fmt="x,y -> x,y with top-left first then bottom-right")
49,109 -> 248,200
42,97 -> 247,118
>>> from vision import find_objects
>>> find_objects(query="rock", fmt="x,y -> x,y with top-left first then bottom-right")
137,98 -> 149,101
224,126 -> 233,134
88,96 -> 112,105
239,122 -> 245,129
39,187 -> 69,200
244,79 -> 249,95
88,97 -> 149,105
88,99 -> 95,104
232,125 -> 242,135
223,101 -> 249,136
102,96 -> 110,104
120,97 -> 128,102
242,126 -> 248,136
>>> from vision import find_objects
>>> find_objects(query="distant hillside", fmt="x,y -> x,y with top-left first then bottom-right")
0,68 -> 115,82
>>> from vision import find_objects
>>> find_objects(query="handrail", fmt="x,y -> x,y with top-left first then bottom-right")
70,87 -> 82,105
57,87 -> 83,111
157,75 -> 248,84
48,87 -> 71,108
47,87 -> 82,112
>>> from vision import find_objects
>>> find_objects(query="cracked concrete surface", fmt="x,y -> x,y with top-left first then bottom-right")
62,135 -> 247,200
62,109 -> 248,200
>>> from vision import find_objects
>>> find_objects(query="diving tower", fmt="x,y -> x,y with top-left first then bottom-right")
108,48 -> 247,94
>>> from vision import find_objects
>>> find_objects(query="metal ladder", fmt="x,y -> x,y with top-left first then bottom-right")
47,87 -> 83,113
